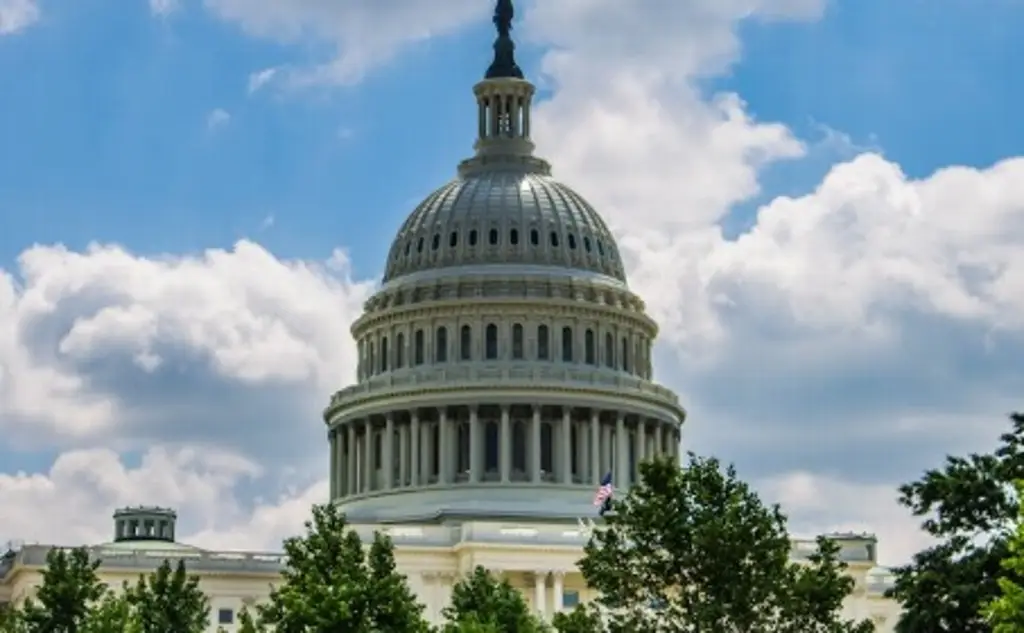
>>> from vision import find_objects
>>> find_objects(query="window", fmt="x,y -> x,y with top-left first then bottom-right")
621,336 -> 630,372
537,325 -> 549,360
530,229 -> 539,245
404,242 -> 411,255
584,329 -> 595,364
562,326 -> 573,362
485,324 -> 498,360
218,609 -> 234,625
449,231 -> 458,247
489,228 -> 499,245
380,336 -> 389,372
460,325 -> 472,360
563,590 -> 580,609
396,333 -> 405,369
469,229 -> 478,246
435,327 -> 448,363
432,234 -> 440,250
414,329 -> 425,365
510,228 -> 519,245
597,240 -> 604,255
417,237 -> 424,253
512,323 -> 524,359
584,237 -> 592,252
550,232 -> 559,247
604,333 -> 614,368
568,234 -> 577,249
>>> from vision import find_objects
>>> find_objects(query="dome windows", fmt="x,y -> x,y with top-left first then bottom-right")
435,327 -> 448,363
584,237 -> 592,252
405,242 -> 411,255
568,234 -> 577,250
530,229 -> 539,245
460,325 -> 472,360
449,231 -> 458,247
512,323 -> 524,359
417,238 -> 425,253
550,232 -> 559,247
469,230 -> 479,246
510,228 -> 519,245
414,329 -> 425,365
485,324 -> 499,359
561,327 -> 573,362
488,228 -> 499,245
396,333 -> 406,368
432,234 -> 440,250
537,325 -> 550,360
584,329 -> 595,365
597,240 -> 604,255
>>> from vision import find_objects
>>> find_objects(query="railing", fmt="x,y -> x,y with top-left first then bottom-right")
328,364 -> 680,410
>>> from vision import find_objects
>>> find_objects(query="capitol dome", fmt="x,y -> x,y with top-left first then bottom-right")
323,3 -> 685,524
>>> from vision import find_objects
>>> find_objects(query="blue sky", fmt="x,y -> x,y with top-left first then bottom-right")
0,0 -> 1022,562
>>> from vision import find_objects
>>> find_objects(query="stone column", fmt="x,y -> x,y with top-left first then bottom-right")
616,413 -> 628,491
531,406 -> 542,483
579,421 -> 589,484
439,408 -> 451,485
654,421 -> 663,457
552,571 -> 565,614
590,411 -> 601,485
411,411 -> 421,486
384,415 -> 395,490
560,408 -> 572,484
363,420 -> 374,493
337,428 -> 346,497
500,406 -> 511,483
328,429 -> 337,499
533,571 -> 547,618
398,419 -> 409,488
346,424 -> 356,495
469,407 -> 480,483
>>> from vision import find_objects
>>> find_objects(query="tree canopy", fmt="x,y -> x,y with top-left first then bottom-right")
563,454 -> 874,633
440,566 -> 546,633
889,412 -> 1024,633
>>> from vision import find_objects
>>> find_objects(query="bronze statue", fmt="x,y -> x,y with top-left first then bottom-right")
494,0 -> 514,39
486,0 -> 523,79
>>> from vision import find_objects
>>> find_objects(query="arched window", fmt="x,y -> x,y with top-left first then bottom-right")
530,229 -> 539,245
489,228 -> 499,245
432,234 -> 440,250
417,237 -> 424,253
604,333 -> 614,368
485,422 -> 499,474
550,232 -> 560,247
584,237 -> 592,252
621,336 -> 630,372
469,230 -> 478,246
562,326 -> 573,362
537,325 -> 549,360
435,327 -> 448,363
485,324 -> 499,360
380,336 -> 389,372
460,325 -> 472,360
568,234 -> 577,250
396,332 -> 405,369
512,323 -> 524,359
414,329 -> 424,365
584,329 -> 595,365
510,229 -> 519,245
449,231 -> 458,247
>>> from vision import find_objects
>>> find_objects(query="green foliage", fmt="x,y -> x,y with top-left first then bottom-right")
126,559 -> 209,633
80,590 -> 135,633
440,566 -> 547,633
20,547 -> 106,633
576,454 -> 873,633
984,481 -> 1024,632
256,502 -> 429,633
889,412 -> 1024,633
235,607 -> 264,633
550,604 -> 603,633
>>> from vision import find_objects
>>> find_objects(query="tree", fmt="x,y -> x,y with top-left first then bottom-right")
984,481 -> 1024,632
889,412 -> 1024,633
80,591 -> 135,633
440,566 -> 547,633
256,502 -> 430,633
20,547 -> 106,633
569,454 -> 873,632
126,559 -> 209,633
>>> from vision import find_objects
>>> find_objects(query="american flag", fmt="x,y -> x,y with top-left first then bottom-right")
593,471 -> 613,515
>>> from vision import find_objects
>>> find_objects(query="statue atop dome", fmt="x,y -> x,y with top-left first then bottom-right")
486,0 -> 524,80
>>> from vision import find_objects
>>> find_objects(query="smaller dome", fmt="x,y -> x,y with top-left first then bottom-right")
384,170 -> 626,284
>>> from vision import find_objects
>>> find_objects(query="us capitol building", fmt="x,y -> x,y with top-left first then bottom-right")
0,2 -> 900,630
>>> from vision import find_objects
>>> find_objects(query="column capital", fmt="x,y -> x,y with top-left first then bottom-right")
552,570 -> 566,579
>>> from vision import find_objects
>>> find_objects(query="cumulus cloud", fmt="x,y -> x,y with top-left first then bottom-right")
206,0 -> 487,89
0,0 -> 38,34
149,0 -> 178,17
206,108 -> 231,130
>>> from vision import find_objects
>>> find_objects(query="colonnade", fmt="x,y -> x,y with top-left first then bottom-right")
328,405 -> 680,500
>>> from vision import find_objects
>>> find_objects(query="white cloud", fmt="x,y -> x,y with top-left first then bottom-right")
0,0 -> 38,35
206,0 -> 487,89
206,108 -> 231,130
149,0 -> 179,17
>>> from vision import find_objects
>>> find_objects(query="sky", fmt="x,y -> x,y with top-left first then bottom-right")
0,0 -> 1022,566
